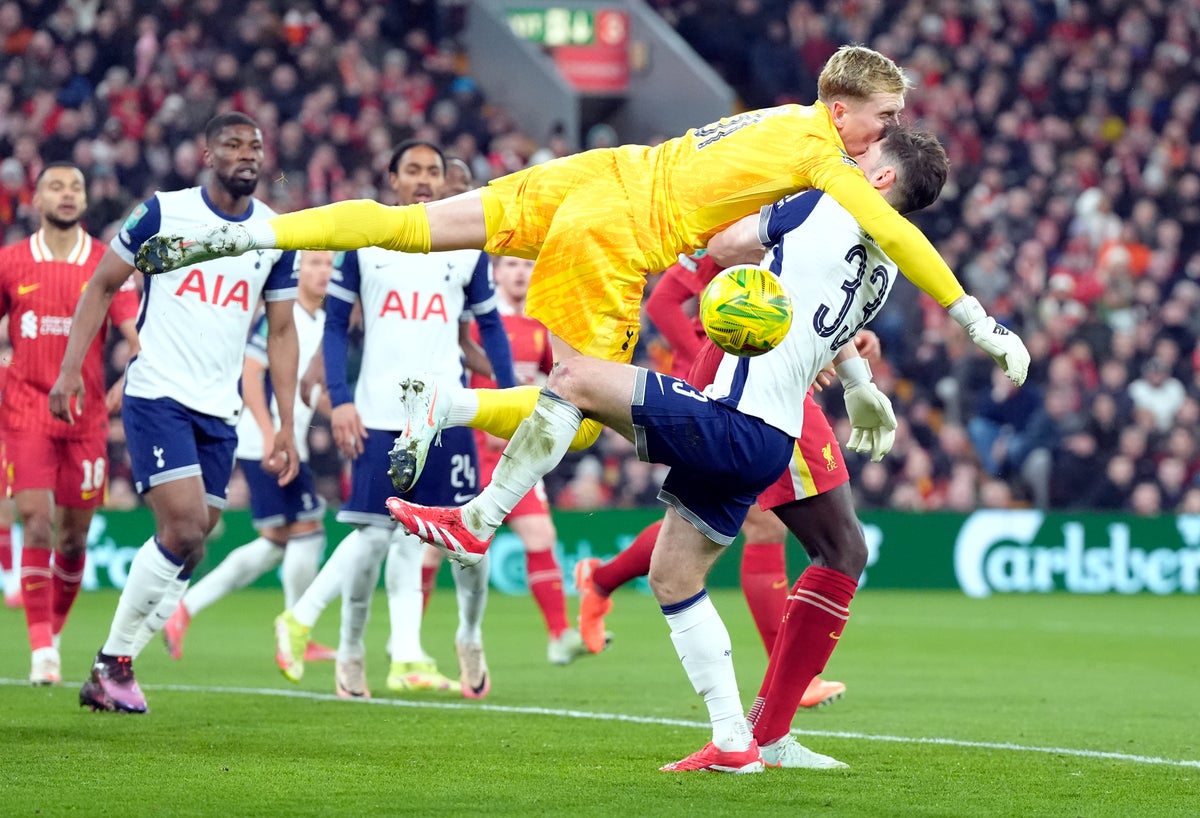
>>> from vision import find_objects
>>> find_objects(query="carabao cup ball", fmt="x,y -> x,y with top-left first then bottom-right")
699,264 -> 793,357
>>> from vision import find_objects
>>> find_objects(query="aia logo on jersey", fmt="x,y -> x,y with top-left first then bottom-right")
379,291 -> 449,322
174,270 -> 252,311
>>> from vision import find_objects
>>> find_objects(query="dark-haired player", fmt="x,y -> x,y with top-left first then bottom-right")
51,113 -> 301,713
0,161 -> 139,685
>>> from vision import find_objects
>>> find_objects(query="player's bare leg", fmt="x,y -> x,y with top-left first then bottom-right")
423,190 -> 489,249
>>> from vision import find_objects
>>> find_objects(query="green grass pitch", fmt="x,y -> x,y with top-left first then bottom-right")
3,587 -> 1198,817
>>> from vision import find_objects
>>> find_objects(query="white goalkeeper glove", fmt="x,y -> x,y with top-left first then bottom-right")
836,356 -> 896,462
947,295 -> 1030,386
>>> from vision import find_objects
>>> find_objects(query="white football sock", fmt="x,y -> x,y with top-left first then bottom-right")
444,387 -> 477,427
131,574 -> 189,657
281,529 -> 325,610
245,221 -> 277,249
385,531 -> 427,663
427,383 -> 472,429
102,538 -> 185,657
2,566 -> 19,600
664,591 -> 751,752
453,554 -> 489,646
183,536 -> 284,617
337,525 -> 390,661
292,529 -> 360,628
464,391 -> 581,536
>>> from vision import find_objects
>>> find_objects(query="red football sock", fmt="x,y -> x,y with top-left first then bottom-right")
421,563 -> 438,613
592,519 -> 661,596
50,551 -> 87,636
740,541 -> 787,656
526,549 -> 569,639
21,546 -> 54,650
747,565 -> 858,744
0,525 -> 12,571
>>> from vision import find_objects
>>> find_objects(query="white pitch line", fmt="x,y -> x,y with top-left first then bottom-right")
5,678 -> 1198,769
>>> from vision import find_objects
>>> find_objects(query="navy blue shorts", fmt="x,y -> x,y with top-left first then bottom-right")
630,369 -> 792,545
124,395 -> 238,508
239,458 -> 326,530
338,425 -> 480,527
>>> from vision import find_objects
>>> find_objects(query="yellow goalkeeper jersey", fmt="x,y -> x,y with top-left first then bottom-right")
484,101 -> 963,360
632,102 -> 960,305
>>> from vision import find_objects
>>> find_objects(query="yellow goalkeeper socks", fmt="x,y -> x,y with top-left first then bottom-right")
570,418 -> 603,451
268,200 -> 432,253
471,387 -> 602,451
471,386 -> 539,439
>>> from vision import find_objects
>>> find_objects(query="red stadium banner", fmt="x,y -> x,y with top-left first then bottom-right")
507,7 -> 630,94
553,10 -> 629,93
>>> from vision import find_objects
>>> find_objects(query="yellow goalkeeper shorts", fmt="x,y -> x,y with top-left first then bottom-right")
482,150 -> 661,363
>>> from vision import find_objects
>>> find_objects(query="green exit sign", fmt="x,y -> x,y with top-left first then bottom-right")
507,8 -> 595,46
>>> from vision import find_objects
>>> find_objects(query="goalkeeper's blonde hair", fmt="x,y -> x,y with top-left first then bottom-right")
817,45 -> 910,103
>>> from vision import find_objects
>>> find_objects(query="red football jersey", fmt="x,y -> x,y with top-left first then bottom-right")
0,230 -> 139,438
469,308 -> 554,390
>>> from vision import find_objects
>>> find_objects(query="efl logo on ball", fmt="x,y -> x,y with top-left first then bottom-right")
699,265 -> 793,357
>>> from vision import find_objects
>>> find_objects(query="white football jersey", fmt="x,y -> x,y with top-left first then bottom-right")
235,300 -> 324,462
327,246 -> 496,429
113,187 -> 297,421
705,190 -> 899,437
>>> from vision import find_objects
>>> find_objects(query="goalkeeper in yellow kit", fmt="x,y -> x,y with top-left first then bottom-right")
137,45 -> 1028,459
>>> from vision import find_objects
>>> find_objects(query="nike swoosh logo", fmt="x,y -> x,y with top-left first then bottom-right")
25,581 -> 47,591
18,283 -> 40,295
426,389 -> 440,426
453,492 -> 475,503
829,631 -> 841,640
81,489 -> 99,500
772,580 -> 788,590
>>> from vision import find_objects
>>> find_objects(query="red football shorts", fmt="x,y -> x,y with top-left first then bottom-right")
756,393 -> 849,510
1,431 -> 108,509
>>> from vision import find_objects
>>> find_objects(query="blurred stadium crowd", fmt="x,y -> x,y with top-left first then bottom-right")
1,0 -> 1199,516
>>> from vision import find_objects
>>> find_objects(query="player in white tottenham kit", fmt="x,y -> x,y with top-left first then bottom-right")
388,127 -> 970,771
50,112 -> 300,714
160,250 -> 335,662
271,140 -> 515,698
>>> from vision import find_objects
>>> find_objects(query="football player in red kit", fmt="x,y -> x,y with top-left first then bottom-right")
0,162 -> 139,684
